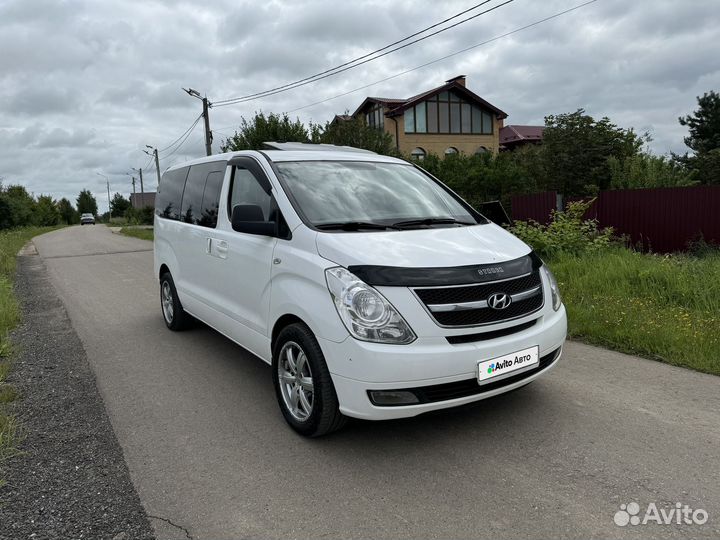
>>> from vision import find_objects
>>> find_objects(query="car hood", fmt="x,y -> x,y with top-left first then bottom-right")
315,223 -> 531,268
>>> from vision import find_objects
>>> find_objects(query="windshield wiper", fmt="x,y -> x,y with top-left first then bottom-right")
316,221 -> 400,231
391,217 -> 476,228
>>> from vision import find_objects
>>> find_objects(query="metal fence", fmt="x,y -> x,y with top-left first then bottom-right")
510,185 -> 720,252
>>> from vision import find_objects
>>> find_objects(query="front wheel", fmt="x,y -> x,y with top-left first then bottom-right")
272,323 -> 346,437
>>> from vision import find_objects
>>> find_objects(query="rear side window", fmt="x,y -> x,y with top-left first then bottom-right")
198,171 -> 225,228
155,167 -> 189,220
181,163 -> 216,224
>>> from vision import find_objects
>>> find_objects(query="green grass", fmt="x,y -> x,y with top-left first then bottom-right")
0,226 -> 62,478
119,227 -> 154,241
549,247 -> 720,375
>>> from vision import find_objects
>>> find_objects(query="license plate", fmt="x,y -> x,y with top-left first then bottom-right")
477,345 -> 539,384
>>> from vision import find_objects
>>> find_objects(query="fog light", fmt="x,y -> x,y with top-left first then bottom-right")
368,390 -> 420,406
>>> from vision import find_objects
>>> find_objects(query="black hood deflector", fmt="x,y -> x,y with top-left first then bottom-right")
348,252 -> 543,287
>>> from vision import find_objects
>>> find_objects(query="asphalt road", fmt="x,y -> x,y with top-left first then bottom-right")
32,225 -> 720,539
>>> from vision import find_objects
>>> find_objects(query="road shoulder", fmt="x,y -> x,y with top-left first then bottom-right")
0,251 -> 155,539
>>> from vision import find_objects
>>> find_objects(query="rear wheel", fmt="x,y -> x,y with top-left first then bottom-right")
160,272 -> 191,331
272,323 -> 346,437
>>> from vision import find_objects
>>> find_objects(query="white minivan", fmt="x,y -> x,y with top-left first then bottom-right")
154,143 -> 566,436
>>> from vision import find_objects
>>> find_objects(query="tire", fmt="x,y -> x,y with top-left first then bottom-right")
272,323 -> 347,437
159,272 -> 191,331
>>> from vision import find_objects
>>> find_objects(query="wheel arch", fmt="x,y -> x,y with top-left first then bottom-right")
158,263 -> 171,280
271,314 -> 306,351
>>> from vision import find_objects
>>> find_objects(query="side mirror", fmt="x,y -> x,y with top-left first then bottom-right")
231,204 -> 276,236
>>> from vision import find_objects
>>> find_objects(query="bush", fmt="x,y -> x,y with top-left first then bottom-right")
509,199 -> 615,258
124,206 -> 154,225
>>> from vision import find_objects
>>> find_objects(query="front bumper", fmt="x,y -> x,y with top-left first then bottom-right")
319,304 -> 567,420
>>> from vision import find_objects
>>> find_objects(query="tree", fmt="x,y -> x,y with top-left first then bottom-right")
221,112 -> 310,151
540,109 -> 647,195
679,91 -> 720,155
0,193 -> 11,229
34,195 -> 60,226
608,153 -> 697,189
76,189 -> 98,216
676,91 -> 720,184
0,184 -> 37,228
311,115 -> 397,155
110,192 -> 131,216
57,198 -> 78,224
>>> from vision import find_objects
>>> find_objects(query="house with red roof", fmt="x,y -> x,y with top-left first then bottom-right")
348,75 -> 544,158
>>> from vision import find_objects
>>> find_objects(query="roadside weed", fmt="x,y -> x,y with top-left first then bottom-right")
550,247 -> 720,375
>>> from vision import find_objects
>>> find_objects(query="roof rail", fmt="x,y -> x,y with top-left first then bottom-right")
261,142 -> 376,154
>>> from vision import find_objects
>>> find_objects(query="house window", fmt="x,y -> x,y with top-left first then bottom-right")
404,107 -> 415,133
461,103 -> 471,133
403,90 -> 496,135
411,147 -> 426,160
482,111 -> 493,134
415,102 -> 426,133
475,146 -> 489,154
450,103 -> 461,134
427,102 -> 438,132
445,147 -> 459,155
365,103 -> 385,130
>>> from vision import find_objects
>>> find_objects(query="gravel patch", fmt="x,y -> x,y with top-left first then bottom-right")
0,253 -> 154,540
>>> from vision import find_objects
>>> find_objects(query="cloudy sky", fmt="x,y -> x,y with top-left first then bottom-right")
1,0 -> 719,208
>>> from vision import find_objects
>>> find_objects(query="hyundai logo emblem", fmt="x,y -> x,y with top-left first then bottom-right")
487,292 -> 512,310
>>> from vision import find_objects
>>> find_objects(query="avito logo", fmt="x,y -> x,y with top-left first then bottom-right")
487,359 -> 513,374
487,354 -> 533,375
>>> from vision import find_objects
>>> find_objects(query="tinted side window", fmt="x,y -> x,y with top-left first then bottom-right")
229,167 -> 272,220
198,171 -> 225,228
155,167 -> 189,220
181,163 -> 216,224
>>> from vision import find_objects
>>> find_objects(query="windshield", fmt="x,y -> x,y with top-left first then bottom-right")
274,161 -> 480,228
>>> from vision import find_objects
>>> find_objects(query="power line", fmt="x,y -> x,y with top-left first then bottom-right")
213,0 -> 514,108
157,113 -> 203,154
161,116 -> 202,161
163,132 -> 206,170
131,113 -> 202,179
140,152 -> 155,171
287,0 -> 599,114
213,0 -> 495,106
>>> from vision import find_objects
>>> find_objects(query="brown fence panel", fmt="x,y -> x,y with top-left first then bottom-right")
510,191 -> 556,224
596,185 -> 720,252
509,186 -> 720,252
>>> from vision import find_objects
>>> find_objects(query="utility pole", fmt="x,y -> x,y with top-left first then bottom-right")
202,97 -> 212,156
126,172 -> 137,208
183,87 -> 212,156
146,145 -> 161,186
96,172 -> 111,220
132,167 -> 144,195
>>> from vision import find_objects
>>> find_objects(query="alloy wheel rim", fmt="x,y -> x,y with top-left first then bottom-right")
278,341 -> 314,422
161,281 -> 174,323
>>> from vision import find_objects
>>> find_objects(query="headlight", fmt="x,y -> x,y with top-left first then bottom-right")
542,265 -> 562,311
325,267 -> 416,344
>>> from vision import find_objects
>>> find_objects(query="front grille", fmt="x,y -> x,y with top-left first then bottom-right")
414,270 -> 544,327
446,319 -> 538,344
368,347 -> 561,406
415,272 -> 541,305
